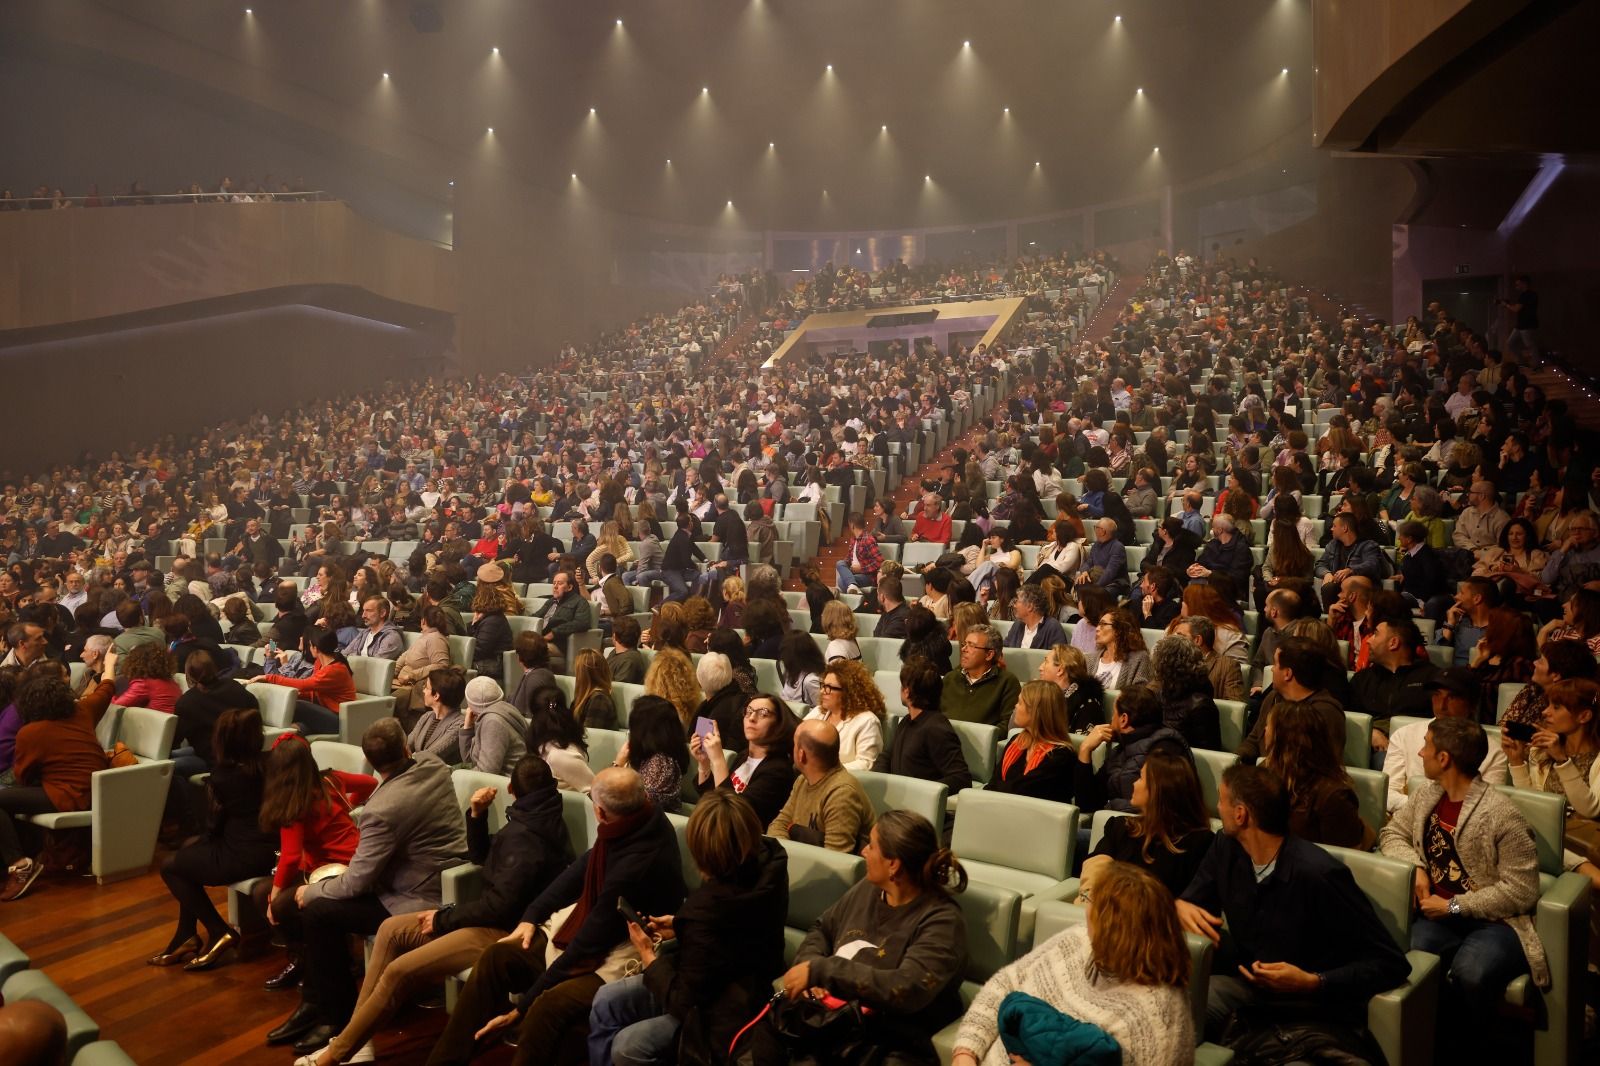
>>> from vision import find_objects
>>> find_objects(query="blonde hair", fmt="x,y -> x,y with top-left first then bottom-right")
644,648 -> 703,727
570,648 -> 612,727
1086,862 -> 1190,988
1044,644 -> 1089,683
721,575 -> 746,604
821,600 -> 858,641
950,601 -> 989,643
1017,679 -> 1073,745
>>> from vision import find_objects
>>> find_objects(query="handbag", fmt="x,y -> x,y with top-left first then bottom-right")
728,991 -> 879,1066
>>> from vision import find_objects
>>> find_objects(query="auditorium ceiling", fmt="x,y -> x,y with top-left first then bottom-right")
26,0 -> 1315,230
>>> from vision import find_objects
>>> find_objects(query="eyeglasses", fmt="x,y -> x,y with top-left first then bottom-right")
961,641 -> 993,653
1096,618 -> 1115,627
819,682 -> 845,693
744,706 -> 778,720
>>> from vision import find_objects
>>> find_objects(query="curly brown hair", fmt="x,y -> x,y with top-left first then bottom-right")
821,659 -> 885,722
124,640 -> 175,681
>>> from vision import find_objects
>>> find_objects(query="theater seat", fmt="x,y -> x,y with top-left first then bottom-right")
0,970 -> 99,1061
948,790 -> 1077,943
930,882 -> 1021,1063
1214,699 -> 1248,752
0,931 -> 28,984
22,761 -> 172,884
851,769 -> 948,839
777,838 -> 864,962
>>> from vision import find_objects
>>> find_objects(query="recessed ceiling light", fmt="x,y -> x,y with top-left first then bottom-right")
924,174 -> 931,181
382,72 -> 390,79
1281,67 -> 1289,75
1034,161 -> 1041,167
727,199 -> 733,206
492,47 -> 500,55
448,180 -> 454,186
1003,107 -> 1009,114
665,158 -> 672,165
616,19 -> 622,27
1153,145 -> 1160,152
963,40 -> 971,48
244,7 -> 252,14
571,172 -> 577,180
825,64 -> 833,72
1136,87 -> 1144,94
589,107 -> 596,114
1114,15 -> 1122,23
768,142 -> 775,149
701,86 -> 709,94
486,127 -> 494,134
881,124 -> 888,132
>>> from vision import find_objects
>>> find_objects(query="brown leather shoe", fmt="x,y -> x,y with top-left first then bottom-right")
148,934 -> 202,966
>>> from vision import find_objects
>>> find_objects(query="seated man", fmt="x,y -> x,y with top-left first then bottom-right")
1178,763 -> 1410,1053
426,767 -> 686,1066
768,720 -> 876,854
1172,615 -> 1246,702
874,658 -> 972,794
1131,564 -> 1181,632
269,718 -> 469,1055
1235,638 -> 1347,763
1378,717 -> 1545,1058
1382,668 -> 1508,812
1001,585 -> 1068,650
1074,683 -> 1191,814
341,596 -> 404,660
909,493 -> 953,545
605,616 -> 646,684
1354,616 -> 1438,767
941,623 -> 1022,728
536,570 -> 589,675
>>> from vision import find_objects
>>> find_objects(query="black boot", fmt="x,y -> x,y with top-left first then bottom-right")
264,952 -> 303,991
266,1000 -> 321,1045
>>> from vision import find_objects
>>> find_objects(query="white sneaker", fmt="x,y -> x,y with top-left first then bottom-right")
347,1043 -> 375,1064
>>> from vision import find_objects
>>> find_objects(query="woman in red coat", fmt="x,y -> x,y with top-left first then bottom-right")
255,733 -> 373,992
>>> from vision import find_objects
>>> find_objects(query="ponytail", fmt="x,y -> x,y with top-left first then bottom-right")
922,846 -> 968,896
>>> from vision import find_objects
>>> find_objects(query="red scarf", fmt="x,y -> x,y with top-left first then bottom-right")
1001,735 -> 1056,780
553,801 -> 654,949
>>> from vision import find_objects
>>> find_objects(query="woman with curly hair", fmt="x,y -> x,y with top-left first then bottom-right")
644,647 -> 703,730
1149,635 -> 1221,751
467,563 -> 519,680
820,599 -> 861,663
121,641 -> 182,712
681,596 -> 719,653
804,658 -> 885,770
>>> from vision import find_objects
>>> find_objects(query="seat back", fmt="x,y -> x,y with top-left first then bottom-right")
560,788 -> 597,854
247,683 -> 297,728
1348,766 -> 1387,839
1191,748 -> 1238,813
585,728 -> 627,773
447,635 -> 478,669
611,682 -> 646,726
665,812 -> 700,892
94,704 -> 124,750
310,740 -> 371,776
777,839 -> 864,958
1322,844 -> 1413,948
1086,808 -> 1133,851
1343,711 -> 1373,768
854,637 -> 903,674
850,769 -> 947,837
952,881 -> 1021,983
118,706 -> 178,762
347,655 -> 396,697
951,720 -> 1000,784
1497,785 -> 1566,875
950,791 -> 1076,879
1004,647 -> 1049,679
1215,699 -> 1248,753
451,769 -> 512,834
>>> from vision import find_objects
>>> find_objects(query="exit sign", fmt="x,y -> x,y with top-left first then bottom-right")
1455,265 -> 1471,275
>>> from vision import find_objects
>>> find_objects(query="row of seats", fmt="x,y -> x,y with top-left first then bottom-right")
0,932 -> 138,1064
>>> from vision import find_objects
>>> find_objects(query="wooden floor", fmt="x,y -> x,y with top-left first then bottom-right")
2,861 -> 518,1065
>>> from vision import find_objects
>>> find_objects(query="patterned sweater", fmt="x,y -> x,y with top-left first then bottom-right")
953,924 -> 1194,1066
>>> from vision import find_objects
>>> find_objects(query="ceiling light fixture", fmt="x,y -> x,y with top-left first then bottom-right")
589,107 -> 596,114
382,72 -> 390,79
244,7 -> 252,14
615,19 -> 622,27
701,86 -> 709,94
1281,67 -> 1289,74
486,127 -> 494,134
769,142 -> 775,149
826,64 -> 833,72
1003,107 -> 1010,113
881,124 -> 888,132
1136,87 -> 1144,94
1114,15 -> 1122,23
963,40 -> 971,48
492,47 -> 500,54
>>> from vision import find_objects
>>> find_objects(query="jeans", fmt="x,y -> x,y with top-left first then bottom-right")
294,699 -> 341,735
662,569 -> 697,602
1410,915 -> 1528,1010
835,561 -> 874,592
588,974 -> 680,1066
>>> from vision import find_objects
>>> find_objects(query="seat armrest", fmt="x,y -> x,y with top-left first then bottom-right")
1532,871 -> 1591,1063
1367,950 -> 1440,1066
442,863 -> 483,907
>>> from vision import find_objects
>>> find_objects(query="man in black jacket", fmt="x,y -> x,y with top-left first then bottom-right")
302,755 -> 572,1066
1179,763 -> 1409,1052
875,658 -> 972,793
659,513 -> 706,602
873,572 -> 910,638
426,767 -> 686,1066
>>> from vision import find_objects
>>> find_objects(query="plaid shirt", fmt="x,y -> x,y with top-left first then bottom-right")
847,532 -> 883,576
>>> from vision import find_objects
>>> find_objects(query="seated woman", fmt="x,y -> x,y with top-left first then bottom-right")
1168,584 -> 1248,666
1093,608 -> 1152,690
1149,636 -> 1222,752
1031,518 -> 1084,585
1503,678 -> 1600,899
257,733 -> 373,992
570,648 -> 618,729
391,605 -> 452,726
643,646 -> 702,729
1080,751 -> 1214,900
1038,644 -> 1106,733
0,661 -> 116,903
778,631 -> 826,708
694,652 -> 745,741
150,707 -> 277,971
988,680 -> 1076,803
966,530 -> 1023,596
1473,517 -> 1548,606
1536,588 -> 1600,656
259,630 -> 357,735
765,810 -> 968,1066
693,692 -> 799,827
899,604 -> 953,675
119,641 -> 182,712
296,755 -> 573,1066
953,862 -> 1194,1066
1263,702 -> 1373,850
589,790 -> 789,1065
616,695 -> 691,813
467,565 -> 519,681
526,684 -> 594,793
804,659 -> 886,771
820,600 -> 862,663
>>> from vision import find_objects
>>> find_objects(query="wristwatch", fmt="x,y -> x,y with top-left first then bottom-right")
1447,898 -> 1461,916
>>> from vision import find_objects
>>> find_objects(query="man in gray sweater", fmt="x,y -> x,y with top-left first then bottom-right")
269,718 -> 468,1054
1378,717 -> 1545,1058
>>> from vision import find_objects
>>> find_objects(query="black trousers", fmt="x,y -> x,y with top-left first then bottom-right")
160,838 -> 274,942
300,893 -> 392,1025
0,787 -> 56,866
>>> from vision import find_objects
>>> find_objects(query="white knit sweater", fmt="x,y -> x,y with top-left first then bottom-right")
953,924 -> 1195,1066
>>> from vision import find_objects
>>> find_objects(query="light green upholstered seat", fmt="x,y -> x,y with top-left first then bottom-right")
777,838 -> 864,962
948,790 -> 1077,943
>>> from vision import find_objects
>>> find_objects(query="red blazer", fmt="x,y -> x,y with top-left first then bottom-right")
272,771 -> 374,888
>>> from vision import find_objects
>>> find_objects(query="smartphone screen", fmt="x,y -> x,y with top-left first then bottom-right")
693,716 -> 717,741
